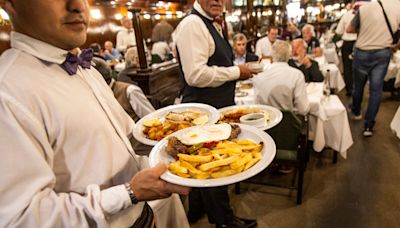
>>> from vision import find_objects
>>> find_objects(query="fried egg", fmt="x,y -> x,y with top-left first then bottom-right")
177,123 -> 232,145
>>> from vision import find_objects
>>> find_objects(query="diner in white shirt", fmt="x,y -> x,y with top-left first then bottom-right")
255,27 -> 278,59
253,41 -> 310,115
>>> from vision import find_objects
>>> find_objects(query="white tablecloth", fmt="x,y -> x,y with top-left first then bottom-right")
235,82 -> 353,158
390,106 -> 400,139
384,52 -> 400,89
306,83 -> 353,158
324,47 -> 340,65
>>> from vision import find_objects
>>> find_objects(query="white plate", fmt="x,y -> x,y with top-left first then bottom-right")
218,104 -> 283,131
133,103 -> 220,146
148,124 -> 276,187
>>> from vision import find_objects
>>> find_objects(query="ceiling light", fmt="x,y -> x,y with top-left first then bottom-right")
90,9 -> 103,20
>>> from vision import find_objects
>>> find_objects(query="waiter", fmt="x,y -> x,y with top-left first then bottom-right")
175,0 -> 256,227
335,2 -> 361,96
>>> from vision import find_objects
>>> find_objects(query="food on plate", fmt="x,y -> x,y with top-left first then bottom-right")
165,124 -> 263,179
143,109 -> 209,141
220,108 -> 270,124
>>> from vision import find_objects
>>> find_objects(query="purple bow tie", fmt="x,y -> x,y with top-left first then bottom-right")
62,48 -> 93,75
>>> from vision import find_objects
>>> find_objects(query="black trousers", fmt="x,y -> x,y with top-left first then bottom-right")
341,40 -> 356,95
188,186 -> 234,224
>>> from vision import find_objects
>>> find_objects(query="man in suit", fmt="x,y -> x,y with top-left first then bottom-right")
174,0 -> 257,227
233,33 -> 259,65
288,39 -> 324,82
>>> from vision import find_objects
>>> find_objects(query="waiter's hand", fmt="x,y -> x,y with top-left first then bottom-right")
129,163 -> 191,201
238,64 -> 255,80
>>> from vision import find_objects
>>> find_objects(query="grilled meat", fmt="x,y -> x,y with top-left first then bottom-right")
166,136 -> 189,158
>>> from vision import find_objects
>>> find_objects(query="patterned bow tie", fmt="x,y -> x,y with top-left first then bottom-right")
213,17 -> 224,26
62,48 -> 93,75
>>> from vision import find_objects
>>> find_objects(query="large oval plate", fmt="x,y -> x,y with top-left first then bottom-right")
219,104 -> 283,131
133,103 -> 220,146
148,124 -> 276,187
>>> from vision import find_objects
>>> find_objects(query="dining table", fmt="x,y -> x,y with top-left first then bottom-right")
390,106 -> 400,139
235,80 -> 353,159
384,51 -> 400,89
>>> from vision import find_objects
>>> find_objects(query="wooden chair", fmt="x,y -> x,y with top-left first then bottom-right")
235,111 -> 308,204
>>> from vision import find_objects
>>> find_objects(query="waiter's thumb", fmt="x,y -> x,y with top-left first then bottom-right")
152,162 -> 168,177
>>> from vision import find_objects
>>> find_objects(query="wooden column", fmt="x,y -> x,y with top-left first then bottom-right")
246,0 -> 256,38
130,9 -> 150,72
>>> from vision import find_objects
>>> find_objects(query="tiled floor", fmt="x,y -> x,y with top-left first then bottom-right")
191,92 -> 400,228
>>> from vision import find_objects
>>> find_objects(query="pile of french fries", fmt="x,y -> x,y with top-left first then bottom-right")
168,139 -> 263,179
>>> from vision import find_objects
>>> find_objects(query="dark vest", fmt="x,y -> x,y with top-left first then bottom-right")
177,9 -> 236,109
111,81 -> 140,122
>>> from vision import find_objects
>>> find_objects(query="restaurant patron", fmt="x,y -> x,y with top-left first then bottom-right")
0,0 -> 190,227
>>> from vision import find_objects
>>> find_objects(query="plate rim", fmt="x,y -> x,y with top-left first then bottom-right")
148,123 -> 276,187
132,103 -> 220,146
218,104 -> 283,131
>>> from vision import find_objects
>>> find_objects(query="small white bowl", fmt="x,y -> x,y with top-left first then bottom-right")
246,62 -> 264,73
239,113 -> 266,128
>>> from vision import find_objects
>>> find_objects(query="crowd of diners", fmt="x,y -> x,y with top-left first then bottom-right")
0,0 -> 399,227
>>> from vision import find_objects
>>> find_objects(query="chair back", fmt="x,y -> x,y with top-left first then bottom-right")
151,54 -> 163,63
266,111 -> 303,151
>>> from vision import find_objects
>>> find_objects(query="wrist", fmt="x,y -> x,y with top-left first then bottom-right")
124,182 -> 139,205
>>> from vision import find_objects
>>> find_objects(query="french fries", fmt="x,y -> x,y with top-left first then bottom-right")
168,139 -> 263,179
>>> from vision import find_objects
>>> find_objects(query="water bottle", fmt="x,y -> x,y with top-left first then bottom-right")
323,69 -> 331,98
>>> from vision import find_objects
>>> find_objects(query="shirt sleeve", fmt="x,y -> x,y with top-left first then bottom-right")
0,96 -> 138,227
175,16 -> 240,88
351,11 -> 361,33
335,14 -> 346,35
126,85 -> 155,118
255,39 -> 262,58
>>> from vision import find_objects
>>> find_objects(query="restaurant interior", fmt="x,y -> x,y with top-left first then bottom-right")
0,0 -> 399,227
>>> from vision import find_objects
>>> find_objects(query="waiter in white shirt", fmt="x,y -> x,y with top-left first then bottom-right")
175,1 -> 256,227
116,16 -> 137,53
0,0 -> 190,227
335,3 -> 361,96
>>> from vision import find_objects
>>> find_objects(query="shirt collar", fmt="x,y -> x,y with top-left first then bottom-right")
194,1 -> 214,21
235,52 -> 246,59
10,31 -> 70,65
272,62 -> 289,67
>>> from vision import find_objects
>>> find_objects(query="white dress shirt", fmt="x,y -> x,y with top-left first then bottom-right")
174,1 -> 240,88
126,83 -> 156,117
335,9 -> 357,41
255,36 -> 273,58
116,28 -> 137,52
253,62 -> 310,115
0,32 -> 186,227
